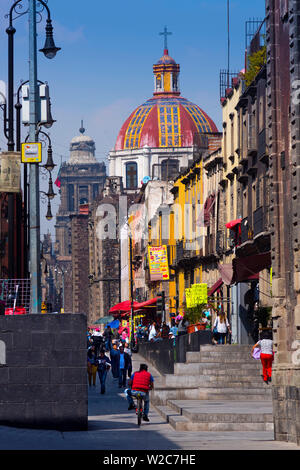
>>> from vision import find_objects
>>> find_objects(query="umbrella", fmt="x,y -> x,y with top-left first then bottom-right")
92,315 -> 114,325
107,319 -> 120,329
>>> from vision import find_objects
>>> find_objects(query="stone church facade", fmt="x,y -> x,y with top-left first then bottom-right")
54,125 -> 106,313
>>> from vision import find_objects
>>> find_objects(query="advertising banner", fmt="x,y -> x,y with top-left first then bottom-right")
0,152 -> 21,193
148,245 -> 169,281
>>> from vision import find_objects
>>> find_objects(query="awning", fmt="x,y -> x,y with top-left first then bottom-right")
218,252 -> 271,285
92,315 -> 114,325
109,300 -> 138,314
232,252 -> 271,283
218,263 -> 234,285
109,298 -> 157,316
133,298 -> 157,309
226,218 -> 242,230
208,278 -> 223,296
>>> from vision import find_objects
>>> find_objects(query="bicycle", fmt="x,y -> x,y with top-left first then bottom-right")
135,392 -> 143,426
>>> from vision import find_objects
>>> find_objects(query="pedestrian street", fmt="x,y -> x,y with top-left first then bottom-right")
0,353 -> 298,451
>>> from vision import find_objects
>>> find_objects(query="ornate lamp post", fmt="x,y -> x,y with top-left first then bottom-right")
4,0 -> 60,313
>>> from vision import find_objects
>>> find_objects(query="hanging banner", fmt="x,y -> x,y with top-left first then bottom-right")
148,245 -> 170,281
0,152 -> 21,193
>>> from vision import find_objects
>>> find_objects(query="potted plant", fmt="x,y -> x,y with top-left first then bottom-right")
184,303 -> 207,332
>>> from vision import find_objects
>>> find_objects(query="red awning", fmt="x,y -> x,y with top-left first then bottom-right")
109,300 -> 138,314
133,298 -> 157,309
208,278 -> 223,296
226,219 -> 242,230
232,252 -> 271,283
109,298 -> 157,316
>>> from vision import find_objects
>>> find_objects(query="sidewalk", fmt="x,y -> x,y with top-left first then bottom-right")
0,352 -> 298,450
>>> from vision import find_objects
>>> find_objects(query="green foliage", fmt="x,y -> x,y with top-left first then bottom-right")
243,46 -> 266,87
184,303 -> 206,325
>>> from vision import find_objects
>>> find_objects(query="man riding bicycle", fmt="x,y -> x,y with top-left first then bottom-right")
126,363 -> 154,422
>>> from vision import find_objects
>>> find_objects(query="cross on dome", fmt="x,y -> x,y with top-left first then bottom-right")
159,26 -> 172,55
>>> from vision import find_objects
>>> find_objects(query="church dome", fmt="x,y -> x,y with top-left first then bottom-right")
68,122 -> 97,164
114,48 -> 218,151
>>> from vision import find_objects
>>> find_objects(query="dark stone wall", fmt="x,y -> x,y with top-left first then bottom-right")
0,314 -> 87,431
138,330 -> 212,374
71,214 -> 89,315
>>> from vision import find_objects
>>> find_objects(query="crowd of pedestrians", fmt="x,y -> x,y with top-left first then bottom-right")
87,325 -> 154,421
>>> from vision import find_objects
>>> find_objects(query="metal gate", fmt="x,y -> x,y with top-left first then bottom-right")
0,279 -> 31,315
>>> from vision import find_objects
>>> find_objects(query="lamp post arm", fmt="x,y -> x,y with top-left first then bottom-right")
8,0 -> 24,27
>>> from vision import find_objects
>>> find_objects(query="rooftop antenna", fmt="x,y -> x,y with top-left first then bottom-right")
227,0 -> 230,88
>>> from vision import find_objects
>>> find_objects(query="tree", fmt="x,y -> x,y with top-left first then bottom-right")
243,46 -> 266,88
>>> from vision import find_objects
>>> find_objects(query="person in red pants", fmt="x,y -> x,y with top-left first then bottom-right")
252,330 -> 274,383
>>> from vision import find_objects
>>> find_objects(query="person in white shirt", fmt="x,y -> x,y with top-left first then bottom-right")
148,322 -> 157,342
213,313 -> 231,344
251,330 -> 273,383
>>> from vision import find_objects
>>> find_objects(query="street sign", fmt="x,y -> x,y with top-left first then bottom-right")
21,142 -> 42,163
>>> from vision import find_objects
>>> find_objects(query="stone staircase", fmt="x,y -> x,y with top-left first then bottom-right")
151,344 -> 274,431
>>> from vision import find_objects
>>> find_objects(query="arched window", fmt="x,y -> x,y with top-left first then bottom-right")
126,162 -> 138,189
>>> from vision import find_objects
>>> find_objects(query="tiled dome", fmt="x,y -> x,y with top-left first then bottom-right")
115,95 -> 218,151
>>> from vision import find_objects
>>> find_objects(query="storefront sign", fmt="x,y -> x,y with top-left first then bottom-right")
21,142 -> 42,163
148,245 -> 169,281
0,152 -> 21,193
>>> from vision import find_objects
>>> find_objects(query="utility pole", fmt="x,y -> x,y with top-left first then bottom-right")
28,0 -> 41,314
129,235 -> 135,349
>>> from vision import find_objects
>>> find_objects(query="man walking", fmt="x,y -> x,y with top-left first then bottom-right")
118,345 -> 132,388
97,349 -> 111,394
126,363 -> 154,422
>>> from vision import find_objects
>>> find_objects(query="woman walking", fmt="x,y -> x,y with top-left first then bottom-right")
252,330 -> 274,383
213,312 -> 231,344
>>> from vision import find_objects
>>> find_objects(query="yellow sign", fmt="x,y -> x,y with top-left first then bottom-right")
21,142 -> 42,163
148,245 -> 169,281
185,283 -> 208,308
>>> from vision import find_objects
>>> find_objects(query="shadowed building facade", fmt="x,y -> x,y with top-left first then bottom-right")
54,125 -> 106,313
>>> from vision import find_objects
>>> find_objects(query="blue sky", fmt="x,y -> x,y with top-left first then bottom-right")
0,0 -> 265,236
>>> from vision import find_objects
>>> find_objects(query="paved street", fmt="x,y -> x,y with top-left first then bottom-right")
0,353 -> 299,451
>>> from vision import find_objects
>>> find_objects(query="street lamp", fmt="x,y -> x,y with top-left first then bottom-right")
54,266 -> 67,313
39,18 -> 61,59
28,0 -> 60,314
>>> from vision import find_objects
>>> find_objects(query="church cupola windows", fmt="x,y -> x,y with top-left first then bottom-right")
153,27 -> 180,96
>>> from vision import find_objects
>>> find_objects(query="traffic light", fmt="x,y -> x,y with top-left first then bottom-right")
156,291 -> 165,316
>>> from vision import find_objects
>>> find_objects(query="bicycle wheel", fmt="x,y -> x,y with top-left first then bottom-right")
137,395 -> 143,426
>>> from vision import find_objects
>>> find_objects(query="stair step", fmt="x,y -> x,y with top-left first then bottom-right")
175,362 -> 261,371
164,400 -> 273,431
154,405 -> 180,423
165,375 -> 267,388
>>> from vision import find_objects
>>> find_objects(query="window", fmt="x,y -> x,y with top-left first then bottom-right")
161,159 -> 179,181
126,162 -> 138,189
79,185 -> 88,205
68,184 -> 74,211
